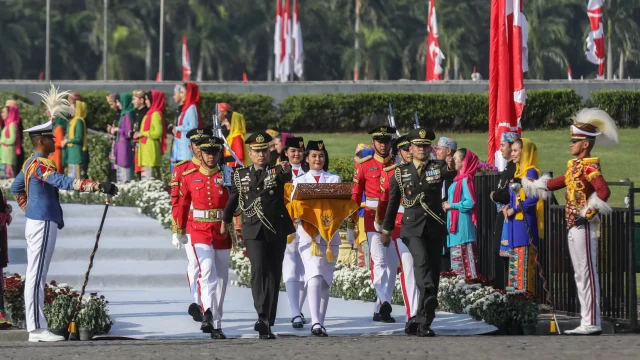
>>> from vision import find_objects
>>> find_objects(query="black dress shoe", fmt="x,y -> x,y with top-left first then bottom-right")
255,318 -> 272,339
201,309 -> 213,333
211,329 -> 227,339
311,323 -> 328,337
373,312 -> 382,322
405,316 -> 418,335
188,303 -> 203,322
379,302 -> 396,323
417,324 -> 436,337
291,315 -> 304,329
267,330 -> 277,339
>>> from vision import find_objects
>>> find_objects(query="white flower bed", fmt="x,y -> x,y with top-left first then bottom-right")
0,178 -> 173,229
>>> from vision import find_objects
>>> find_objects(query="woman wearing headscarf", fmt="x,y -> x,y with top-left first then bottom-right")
171,82 -> 203,172
224,111 -> 247,167
0,103 -> 22,179
106,93 -> 119,181
48,108 -> 68,174
135,90 -> 167,180
132,90 -> 149,178
500,138 -> 544,294
443,148 -> 480,279
110,93 -> 135,182
63,100 -> 88,179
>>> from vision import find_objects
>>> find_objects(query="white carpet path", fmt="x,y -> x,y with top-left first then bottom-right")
6,202 -> 497,339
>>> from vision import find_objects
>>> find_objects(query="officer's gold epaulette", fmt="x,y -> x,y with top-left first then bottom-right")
357,155 -> 372,164
175,160 -> 189,167
383,164 -> 398,172
182,168 -> 197,176
36,157 -> 57,169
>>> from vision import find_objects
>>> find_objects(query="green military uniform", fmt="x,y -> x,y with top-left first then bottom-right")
381,128 -> 455,337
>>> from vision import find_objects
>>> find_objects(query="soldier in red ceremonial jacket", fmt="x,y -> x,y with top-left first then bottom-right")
525,108 -> 618,336
173,136 -> 233,340
169,127 -> 210,322
376,135 -> 420,334
351,125 -> 398,323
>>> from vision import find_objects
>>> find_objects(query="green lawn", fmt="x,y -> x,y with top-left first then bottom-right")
298,129 -> 640,207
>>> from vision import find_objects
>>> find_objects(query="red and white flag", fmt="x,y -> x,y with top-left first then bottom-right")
425,0 -> 445,81
182,34 -> 191,82
488,0 -> 528,170
279,0 -> 292,82
586,0 -> 605,80
274,0 -> 283,80
568,66 -> 573,80
293,0 -> 304,78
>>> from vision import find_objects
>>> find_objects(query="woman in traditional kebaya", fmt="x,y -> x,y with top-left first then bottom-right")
500,138 -> 544,294
171,82 -> 203,171
111,93 -> 135,182
443,148 -> 480,279
136,90 -> 167,180
224,111 -> 247,167
0,103 -> 22,179
64,100 -> 88,179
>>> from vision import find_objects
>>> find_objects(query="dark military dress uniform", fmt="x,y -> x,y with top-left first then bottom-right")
381,128 -> 455,337
222,132 -> 296,339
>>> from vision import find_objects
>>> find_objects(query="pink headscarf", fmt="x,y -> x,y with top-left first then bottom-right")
5,106 -> 22,156
449,149 -> 478,234
280,132 -> 295,144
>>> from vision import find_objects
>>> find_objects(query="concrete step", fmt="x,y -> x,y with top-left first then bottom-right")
7,246 -> 184,264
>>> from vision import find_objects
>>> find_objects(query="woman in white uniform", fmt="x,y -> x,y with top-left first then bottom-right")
280,136 -> 310,328
292,140 -> 342,337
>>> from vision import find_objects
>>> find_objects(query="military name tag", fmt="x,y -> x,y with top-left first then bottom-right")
193,179 -> 203,183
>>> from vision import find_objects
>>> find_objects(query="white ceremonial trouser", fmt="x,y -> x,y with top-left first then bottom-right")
193,244 -> 231,329
394,238 -> 419,318
367,232 -> 399,313
24,219 -> 58,332
298,229 -> 339,329
283,237 -> 307,319
568,221 -> 601,327
184,234 -> 202,306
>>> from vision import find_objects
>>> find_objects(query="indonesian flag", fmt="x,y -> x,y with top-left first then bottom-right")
488,0 -> 528,170
182,34 -> 191,82
280,0 -> 292,82
586,0 -> 605,80
274,0 -> 283,80
293,0 -> 303,78
568,66 -> 573,80
426,0 -> 445,81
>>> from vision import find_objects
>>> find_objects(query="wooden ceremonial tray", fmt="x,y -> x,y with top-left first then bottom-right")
291,183 -> 353,200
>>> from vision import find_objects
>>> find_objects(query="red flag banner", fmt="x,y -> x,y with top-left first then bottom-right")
182,34 -> 191,82
426,0 -> 445,81
586,0 -> 605,80
488,0 -> 528,169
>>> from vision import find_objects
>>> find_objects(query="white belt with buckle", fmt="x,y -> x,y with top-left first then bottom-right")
365,200 -> 379,208
192,209 -> 223,220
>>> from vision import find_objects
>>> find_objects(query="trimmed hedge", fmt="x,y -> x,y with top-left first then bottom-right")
591,90 -> 640,128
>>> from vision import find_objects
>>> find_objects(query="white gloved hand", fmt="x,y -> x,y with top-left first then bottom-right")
172,233 -> 188,249
373,221 -> 382,233
346,228 -> 355,245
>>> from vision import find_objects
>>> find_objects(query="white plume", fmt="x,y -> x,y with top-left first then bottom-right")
572,108 -> 619,147
33,83 -> 74,120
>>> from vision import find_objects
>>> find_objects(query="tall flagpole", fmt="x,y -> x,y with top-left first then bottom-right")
103,0 -> 108,80
45,0 -> 51,81
159,0 -> 165,81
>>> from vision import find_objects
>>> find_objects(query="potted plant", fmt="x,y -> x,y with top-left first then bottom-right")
2,273 -> 26,327
510,291 -> 539,335
76,293 -> 113,340
477,290 -> 511,334
43,289 -> 76,340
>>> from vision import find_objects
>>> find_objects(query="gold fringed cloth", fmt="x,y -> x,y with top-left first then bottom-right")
285,183 -> 358,262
